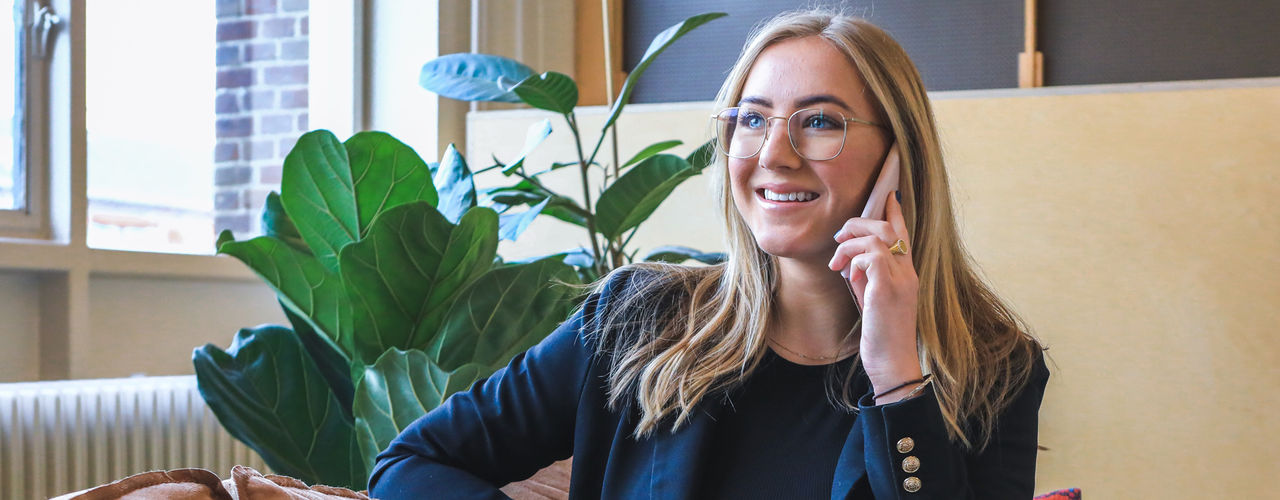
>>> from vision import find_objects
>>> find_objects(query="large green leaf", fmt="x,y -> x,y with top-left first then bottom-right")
341,203 -> 498,364
352,350 -> 485,473
602,13 -> 726,131
429,257 -> 579,372
217,234 -> 352,354
262,192 -> 310,255
622,140 -> 682,169
685,139 -> 717,173
281,302 -> 354,419
281,130 -> 358,273
193,326 -> 366,490
344,132 -> 438,236
419,53 -> 533,103
594,154 -> 696,240
434,144 -> 477,224
501,119 -> 553,175
512,71 -> 579,114
497,196 -> 550,242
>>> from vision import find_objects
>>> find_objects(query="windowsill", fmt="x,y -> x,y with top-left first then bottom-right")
0,238 -> 257,281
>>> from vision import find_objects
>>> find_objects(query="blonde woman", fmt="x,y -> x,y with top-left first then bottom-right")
370,9 -> 1048,500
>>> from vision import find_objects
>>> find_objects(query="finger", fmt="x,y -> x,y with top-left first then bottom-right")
886,189 -> 910,247
833,218 -> 897,246
850,249 -> 896,284
828,235 -> 891,274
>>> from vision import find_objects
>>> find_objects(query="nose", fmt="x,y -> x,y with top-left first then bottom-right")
757,117 -> 800,170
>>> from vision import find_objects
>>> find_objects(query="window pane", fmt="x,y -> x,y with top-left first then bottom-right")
0,0 -> 20,211
87,0 -> 313,254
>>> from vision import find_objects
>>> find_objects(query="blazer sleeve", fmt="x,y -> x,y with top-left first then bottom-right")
366,270 -> 632,499
857,353 -> 1050,499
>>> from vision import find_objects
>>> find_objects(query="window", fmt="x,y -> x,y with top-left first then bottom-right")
84,0 -> 353,255
0,0 -> 51,238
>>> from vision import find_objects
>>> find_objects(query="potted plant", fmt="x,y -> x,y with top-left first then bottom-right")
193,12 -> 727,490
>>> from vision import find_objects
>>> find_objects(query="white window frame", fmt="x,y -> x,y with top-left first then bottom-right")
0,0 -> 51,239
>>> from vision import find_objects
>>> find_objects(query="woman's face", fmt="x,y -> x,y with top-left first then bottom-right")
728,36 -> 891,263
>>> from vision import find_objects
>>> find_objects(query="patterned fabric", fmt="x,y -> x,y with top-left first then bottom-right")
1035,487 -> 1083,500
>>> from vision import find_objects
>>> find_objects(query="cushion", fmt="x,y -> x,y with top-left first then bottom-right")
1035,487 -> 1083,500
52,467 -> 368,500
52,469 -> 232,500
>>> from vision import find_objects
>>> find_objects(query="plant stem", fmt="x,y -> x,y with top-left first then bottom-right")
566,113 -> 606,275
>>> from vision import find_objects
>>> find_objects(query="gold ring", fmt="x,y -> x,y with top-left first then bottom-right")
888,239 -> 909,255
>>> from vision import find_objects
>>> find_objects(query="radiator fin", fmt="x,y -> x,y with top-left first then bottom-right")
0,376 -> 271,499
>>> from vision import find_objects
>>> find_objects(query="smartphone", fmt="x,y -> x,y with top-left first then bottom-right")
842,144 -> 900,311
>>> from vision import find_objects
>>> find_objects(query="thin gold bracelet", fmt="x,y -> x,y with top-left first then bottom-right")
902,374 -> 934,399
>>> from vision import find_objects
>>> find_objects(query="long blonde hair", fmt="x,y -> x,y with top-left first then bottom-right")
588,9 -> 1042,451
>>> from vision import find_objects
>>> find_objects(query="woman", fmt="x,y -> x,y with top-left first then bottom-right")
369,9 -> 1048,499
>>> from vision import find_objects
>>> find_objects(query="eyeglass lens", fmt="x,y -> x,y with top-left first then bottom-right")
714,107 -> 847,161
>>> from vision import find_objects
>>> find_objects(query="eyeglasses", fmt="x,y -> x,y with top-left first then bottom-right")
711,107 -> 884,161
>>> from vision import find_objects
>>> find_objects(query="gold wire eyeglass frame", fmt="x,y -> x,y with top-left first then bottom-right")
710,107 -> 885,161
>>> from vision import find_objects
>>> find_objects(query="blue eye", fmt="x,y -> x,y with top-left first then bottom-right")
739,111 -> 766,129
804,114 -> 840,129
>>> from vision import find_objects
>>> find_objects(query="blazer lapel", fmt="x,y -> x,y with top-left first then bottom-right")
648,396 -> 732,499
830,416 -> 867,500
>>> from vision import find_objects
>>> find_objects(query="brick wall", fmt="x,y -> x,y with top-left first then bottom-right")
214,0 -> 309,236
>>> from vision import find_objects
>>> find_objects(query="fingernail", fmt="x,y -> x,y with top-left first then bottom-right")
895,190 -> 901,202
833,230 -> 844,241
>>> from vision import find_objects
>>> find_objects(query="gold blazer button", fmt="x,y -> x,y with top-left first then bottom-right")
902,455 -> 920,473
903,476 -> 922,493
896,437 -> 915,454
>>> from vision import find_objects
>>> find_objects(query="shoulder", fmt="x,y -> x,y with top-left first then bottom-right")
581,263 -> 706,351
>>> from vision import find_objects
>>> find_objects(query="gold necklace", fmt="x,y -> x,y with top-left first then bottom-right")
766,336 -> 857,361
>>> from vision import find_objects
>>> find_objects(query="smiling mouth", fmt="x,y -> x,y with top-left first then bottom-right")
757,188 -> 820,203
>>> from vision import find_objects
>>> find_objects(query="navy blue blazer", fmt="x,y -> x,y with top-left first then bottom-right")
369,269 -> 1050,499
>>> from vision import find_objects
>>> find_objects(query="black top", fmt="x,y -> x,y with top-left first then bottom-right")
697,348 -> 867,499
369,268 -> 1051,499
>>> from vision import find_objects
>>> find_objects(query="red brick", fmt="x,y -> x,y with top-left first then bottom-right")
245,42 -> 276,61
216,93 -> 240,113
215,166 -> 253,186
259,165 -> 283,184
215,214 -> 252,234
262,18 -> 294,38
282,0 -> 308,13
280,40 -> 307,61
264,65 -> 307,85
247,140 -> 275,160
215,189 -> 242,209
244,90 -> 275,110
246,0 -> 277,15
217,117 -> 254,138
280,89 -> 307,109
217,68 -> 253,88
215,142 -> 240,162
216,45 -> 240,66
216,0 -> 241,18
261,114 -> 294,134
297,113 -> 308,130
278,136 -> 299,154
217,21 -> 255,42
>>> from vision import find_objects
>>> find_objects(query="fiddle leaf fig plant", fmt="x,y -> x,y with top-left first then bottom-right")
196,130 -> 579,490
419,12 -> 729,282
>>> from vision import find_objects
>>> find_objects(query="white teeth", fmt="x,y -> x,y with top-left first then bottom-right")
762,189 -> 817,202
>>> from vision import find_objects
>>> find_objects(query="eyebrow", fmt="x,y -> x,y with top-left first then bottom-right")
737,94 -> 854,113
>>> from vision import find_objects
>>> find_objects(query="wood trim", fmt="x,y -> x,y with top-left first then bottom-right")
575,0 -> 625,106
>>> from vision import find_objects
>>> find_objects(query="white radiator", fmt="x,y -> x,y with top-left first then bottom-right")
0,375 -> 268,499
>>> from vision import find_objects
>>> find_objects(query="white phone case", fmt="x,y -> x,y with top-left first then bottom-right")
842,146 -> 900,310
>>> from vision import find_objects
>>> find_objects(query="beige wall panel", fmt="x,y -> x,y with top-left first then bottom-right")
469,82 -> 1280,499
85,277 -> 285,379
0,272 -> 41,382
